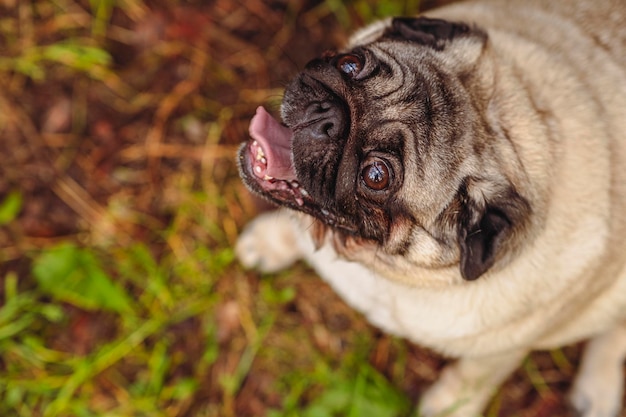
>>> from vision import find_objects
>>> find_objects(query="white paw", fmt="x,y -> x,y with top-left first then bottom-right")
418,352 -> 526,417
419,366 -> 486,417
568,365 -> 623,417
568,325 -> 626,417
236,211 -> 304,273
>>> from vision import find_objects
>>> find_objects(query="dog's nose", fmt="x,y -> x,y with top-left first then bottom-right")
301,101 -> 346,141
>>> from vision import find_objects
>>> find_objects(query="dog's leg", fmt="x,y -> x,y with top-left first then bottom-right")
419,350 -> 527,417
569,322 -> 626,417
236,210 -> 305,273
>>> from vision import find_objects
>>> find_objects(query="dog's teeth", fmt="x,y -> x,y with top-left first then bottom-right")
263,175 -> 274,181
260,157 -> 267,164
300,189 -> 309,196
295,197 -> 304,206
321,209 -> 330,216
254,165 -> 262,174
291,181 -> 299,188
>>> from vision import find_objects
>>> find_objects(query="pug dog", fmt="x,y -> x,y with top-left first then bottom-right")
236,0 -> 626,415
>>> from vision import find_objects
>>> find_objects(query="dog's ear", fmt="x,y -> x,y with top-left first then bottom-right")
384,17 -> 474,50
457,181 -> 531,281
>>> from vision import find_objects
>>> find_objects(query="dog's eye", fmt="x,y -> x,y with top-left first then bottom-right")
362,160 -> 390,191
336,54 -> 363,78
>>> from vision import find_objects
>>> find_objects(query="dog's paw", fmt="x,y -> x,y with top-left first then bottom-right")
236,211 -> 304,273
419,352 -> 525,417
568,356 -> 623,417
418,365 -> 489,417
568,374 -> 622,417
568,324 -> 626,417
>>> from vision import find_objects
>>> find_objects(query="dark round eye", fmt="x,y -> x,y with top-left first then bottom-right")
362,160 -> 391,191
336,54 -> 362,78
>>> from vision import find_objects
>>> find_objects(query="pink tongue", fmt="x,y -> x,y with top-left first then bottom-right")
249,106 -> 297,181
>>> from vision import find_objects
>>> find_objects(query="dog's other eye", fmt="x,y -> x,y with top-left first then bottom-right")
362,160 -> 390,191
336,54 -> 363,78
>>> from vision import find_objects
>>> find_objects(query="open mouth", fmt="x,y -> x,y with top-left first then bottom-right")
239,106 -> 310,208
244,139 -> 309,207
238,106 -> 357,233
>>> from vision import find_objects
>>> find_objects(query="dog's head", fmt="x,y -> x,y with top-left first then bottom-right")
239,17 -> 532,283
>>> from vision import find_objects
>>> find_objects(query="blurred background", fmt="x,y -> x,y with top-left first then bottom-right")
0,1 -> 593,416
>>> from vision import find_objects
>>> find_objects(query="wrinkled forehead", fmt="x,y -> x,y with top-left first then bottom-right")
347,18 -> 393,48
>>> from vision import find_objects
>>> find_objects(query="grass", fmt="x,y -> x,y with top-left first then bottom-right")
0,1 -> 583,416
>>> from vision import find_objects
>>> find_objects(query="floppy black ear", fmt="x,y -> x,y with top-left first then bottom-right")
457,185 -> 531,281
384,17 -> 474,50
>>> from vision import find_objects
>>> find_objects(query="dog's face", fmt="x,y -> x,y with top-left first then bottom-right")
239,17 -> 533,282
